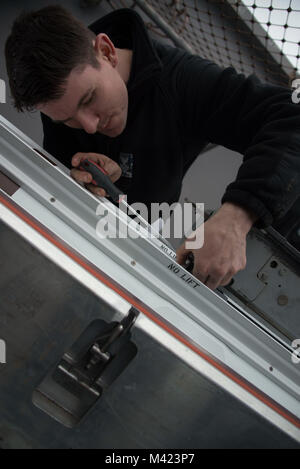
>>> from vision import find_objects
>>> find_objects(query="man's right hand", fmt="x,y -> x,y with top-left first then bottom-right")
71,152 -> 122,197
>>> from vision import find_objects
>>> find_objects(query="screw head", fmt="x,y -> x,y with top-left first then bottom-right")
259,272 -> 268,282
277,295 -> 288,306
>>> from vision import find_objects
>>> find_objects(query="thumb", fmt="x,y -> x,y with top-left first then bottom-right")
96,154 -> 107,168
176,241 -> 190,265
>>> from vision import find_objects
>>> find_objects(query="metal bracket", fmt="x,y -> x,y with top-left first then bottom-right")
32,308 -> 139,428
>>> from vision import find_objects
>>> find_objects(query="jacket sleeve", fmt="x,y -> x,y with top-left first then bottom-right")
41,112 -> 79,169
175,54 -> 300,227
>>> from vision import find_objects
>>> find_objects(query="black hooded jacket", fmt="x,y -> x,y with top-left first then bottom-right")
41,8 -> 300,228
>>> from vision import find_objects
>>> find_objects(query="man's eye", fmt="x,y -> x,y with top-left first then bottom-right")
83,93 -> 95,106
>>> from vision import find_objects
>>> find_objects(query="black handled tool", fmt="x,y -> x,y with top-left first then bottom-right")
79,158 -> 175,251
80,159 -> 124,203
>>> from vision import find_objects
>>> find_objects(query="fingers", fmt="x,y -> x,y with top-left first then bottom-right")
101,157 -> 122,183
71,153 -> 82,168
85,184 -> 106,198
70,172 -> 107,197
71,168 -> 92,185
71,152 -> 122,197
204,275 -> 221,291
70,168 -> 107,197
219,273 -> 235,287
71,152 -> 121,182
194,265 -> 234,290
176,243 -> 189,265
71,152 -> 104,168
177,242 -> 221,289
177,245 -> 240,291
194,264 -> 240,290
177,216 -> 248,291
193,269 -> 210,286
71,153 -> 111,197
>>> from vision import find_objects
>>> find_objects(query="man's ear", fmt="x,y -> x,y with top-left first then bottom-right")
93,33 -> 118,66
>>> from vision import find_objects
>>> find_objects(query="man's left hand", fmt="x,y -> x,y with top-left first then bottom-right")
176,202 -> 258,290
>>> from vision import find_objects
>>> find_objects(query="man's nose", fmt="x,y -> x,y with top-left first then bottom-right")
78,111 -> 99,134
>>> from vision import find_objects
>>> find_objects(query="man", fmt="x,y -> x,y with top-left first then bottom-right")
5,6 -> 300,290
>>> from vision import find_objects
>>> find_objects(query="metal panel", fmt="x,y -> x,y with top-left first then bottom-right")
0,115 -> 299,444
0,221 -> 299,449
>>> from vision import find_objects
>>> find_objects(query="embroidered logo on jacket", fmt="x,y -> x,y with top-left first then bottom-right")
119,153 -> 134,178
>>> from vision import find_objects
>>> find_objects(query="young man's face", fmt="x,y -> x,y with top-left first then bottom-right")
37,37 -> 129,138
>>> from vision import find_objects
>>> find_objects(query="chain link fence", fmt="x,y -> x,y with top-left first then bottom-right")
85,0 -> 300,87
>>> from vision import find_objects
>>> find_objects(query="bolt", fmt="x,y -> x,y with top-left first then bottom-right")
50,197 -> 56,203
259,272 -> 268,282
277,295 -> 288,306
279,269 -> 286,277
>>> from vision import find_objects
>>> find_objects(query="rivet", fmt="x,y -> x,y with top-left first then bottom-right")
277,295 -> 288,306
